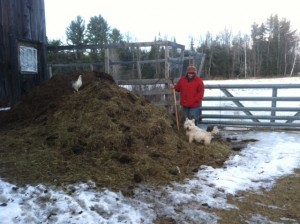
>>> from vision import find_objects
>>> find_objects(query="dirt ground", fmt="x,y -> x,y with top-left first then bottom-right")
155,170 -> 300,224
1,71 -> 298,223
0,71 -> 233,196
214,169 -> 300,224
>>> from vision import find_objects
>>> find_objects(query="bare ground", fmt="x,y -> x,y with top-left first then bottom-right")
214,169 -> 300,224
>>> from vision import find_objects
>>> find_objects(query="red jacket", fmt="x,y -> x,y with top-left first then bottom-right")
174,75 -> 205,108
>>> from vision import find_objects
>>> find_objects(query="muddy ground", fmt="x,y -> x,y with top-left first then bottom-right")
214,169 -> 300,224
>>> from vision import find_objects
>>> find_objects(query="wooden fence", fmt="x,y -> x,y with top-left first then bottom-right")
47,42 -> 300,129
119,79 -> 300,130
47,41 -> 206,81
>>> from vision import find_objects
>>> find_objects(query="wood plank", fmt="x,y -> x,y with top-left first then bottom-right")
118,78 -> 180,85
48,41 -> 185,51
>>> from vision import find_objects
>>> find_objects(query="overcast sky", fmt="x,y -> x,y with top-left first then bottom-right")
44,0 -> 300,46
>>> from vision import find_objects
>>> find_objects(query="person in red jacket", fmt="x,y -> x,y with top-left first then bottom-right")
170,64 -> 205,125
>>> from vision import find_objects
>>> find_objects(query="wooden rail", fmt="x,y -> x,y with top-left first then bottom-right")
121,82 -> 300,130
46,43 -> 299,129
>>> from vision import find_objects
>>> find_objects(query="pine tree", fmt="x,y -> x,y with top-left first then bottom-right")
65,16 -> 86,60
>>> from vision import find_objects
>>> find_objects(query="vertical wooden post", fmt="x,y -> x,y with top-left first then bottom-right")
105,48 -> 109,74
164,43 -> 170,108
164,43 -> 170,80
180,47 -> 185,76
173,88 -> 180,130
136,47 -> 142,79
48,65 -> 53,78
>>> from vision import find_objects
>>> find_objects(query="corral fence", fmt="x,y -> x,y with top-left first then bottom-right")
47,42 -> 300,130
48,63 -> 104,76
47,41 -> 205,81
118,79 -> 300,130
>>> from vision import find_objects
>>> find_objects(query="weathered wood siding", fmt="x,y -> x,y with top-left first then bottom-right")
0,0 -> 48,106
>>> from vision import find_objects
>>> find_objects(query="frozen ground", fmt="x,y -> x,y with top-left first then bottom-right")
0,130 -> 299,223
1,77 -> 300,223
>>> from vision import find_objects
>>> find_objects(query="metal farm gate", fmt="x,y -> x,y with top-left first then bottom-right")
120,80 -> 300,130
198,83 -> 300,130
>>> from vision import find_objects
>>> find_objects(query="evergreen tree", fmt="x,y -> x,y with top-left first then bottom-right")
66,16 -> 86,45
47,39 -> 66,64
278,18 -> 297,75
109,28 -> 124,44
86,15 -> 110,60
250,22 -> 267,76
250,15 -> 298,76
65,16 -> 86,60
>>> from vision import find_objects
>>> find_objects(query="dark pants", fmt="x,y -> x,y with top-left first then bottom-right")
182,106 -> 201,125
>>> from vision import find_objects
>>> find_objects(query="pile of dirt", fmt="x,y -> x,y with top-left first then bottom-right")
0,71 -> 232,195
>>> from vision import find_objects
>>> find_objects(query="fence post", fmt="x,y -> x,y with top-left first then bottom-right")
271,87 -> 277,123
48,65 -> 53,78
105,48 -> 109,74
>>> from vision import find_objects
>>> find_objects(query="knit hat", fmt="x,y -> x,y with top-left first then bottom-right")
187,65 -> 197,74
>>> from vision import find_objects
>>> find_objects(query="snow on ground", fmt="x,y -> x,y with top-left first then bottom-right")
1,130 -> 299,224
1,77 -> 300,223
205,76 -> 300,85
0,107 -> 10,111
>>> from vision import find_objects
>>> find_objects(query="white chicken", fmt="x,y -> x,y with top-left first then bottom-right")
72,75 -> 82,93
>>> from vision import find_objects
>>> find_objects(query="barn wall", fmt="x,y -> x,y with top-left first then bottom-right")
0,0 -> 48,106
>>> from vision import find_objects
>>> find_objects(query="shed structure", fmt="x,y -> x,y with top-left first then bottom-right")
0,0 -> 48,106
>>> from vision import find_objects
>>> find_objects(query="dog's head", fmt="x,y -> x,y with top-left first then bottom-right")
183,118 -> 196,131
211,126 -> 219,135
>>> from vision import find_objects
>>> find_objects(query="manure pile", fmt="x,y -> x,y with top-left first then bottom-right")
0,71 -> 232,194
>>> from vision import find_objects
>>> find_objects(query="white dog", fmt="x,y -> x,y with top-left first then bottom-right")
183,118 -> 219,145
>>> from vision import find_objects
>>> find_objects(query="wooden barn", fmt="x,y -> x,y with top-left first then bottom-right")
0,0 -> 48,106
